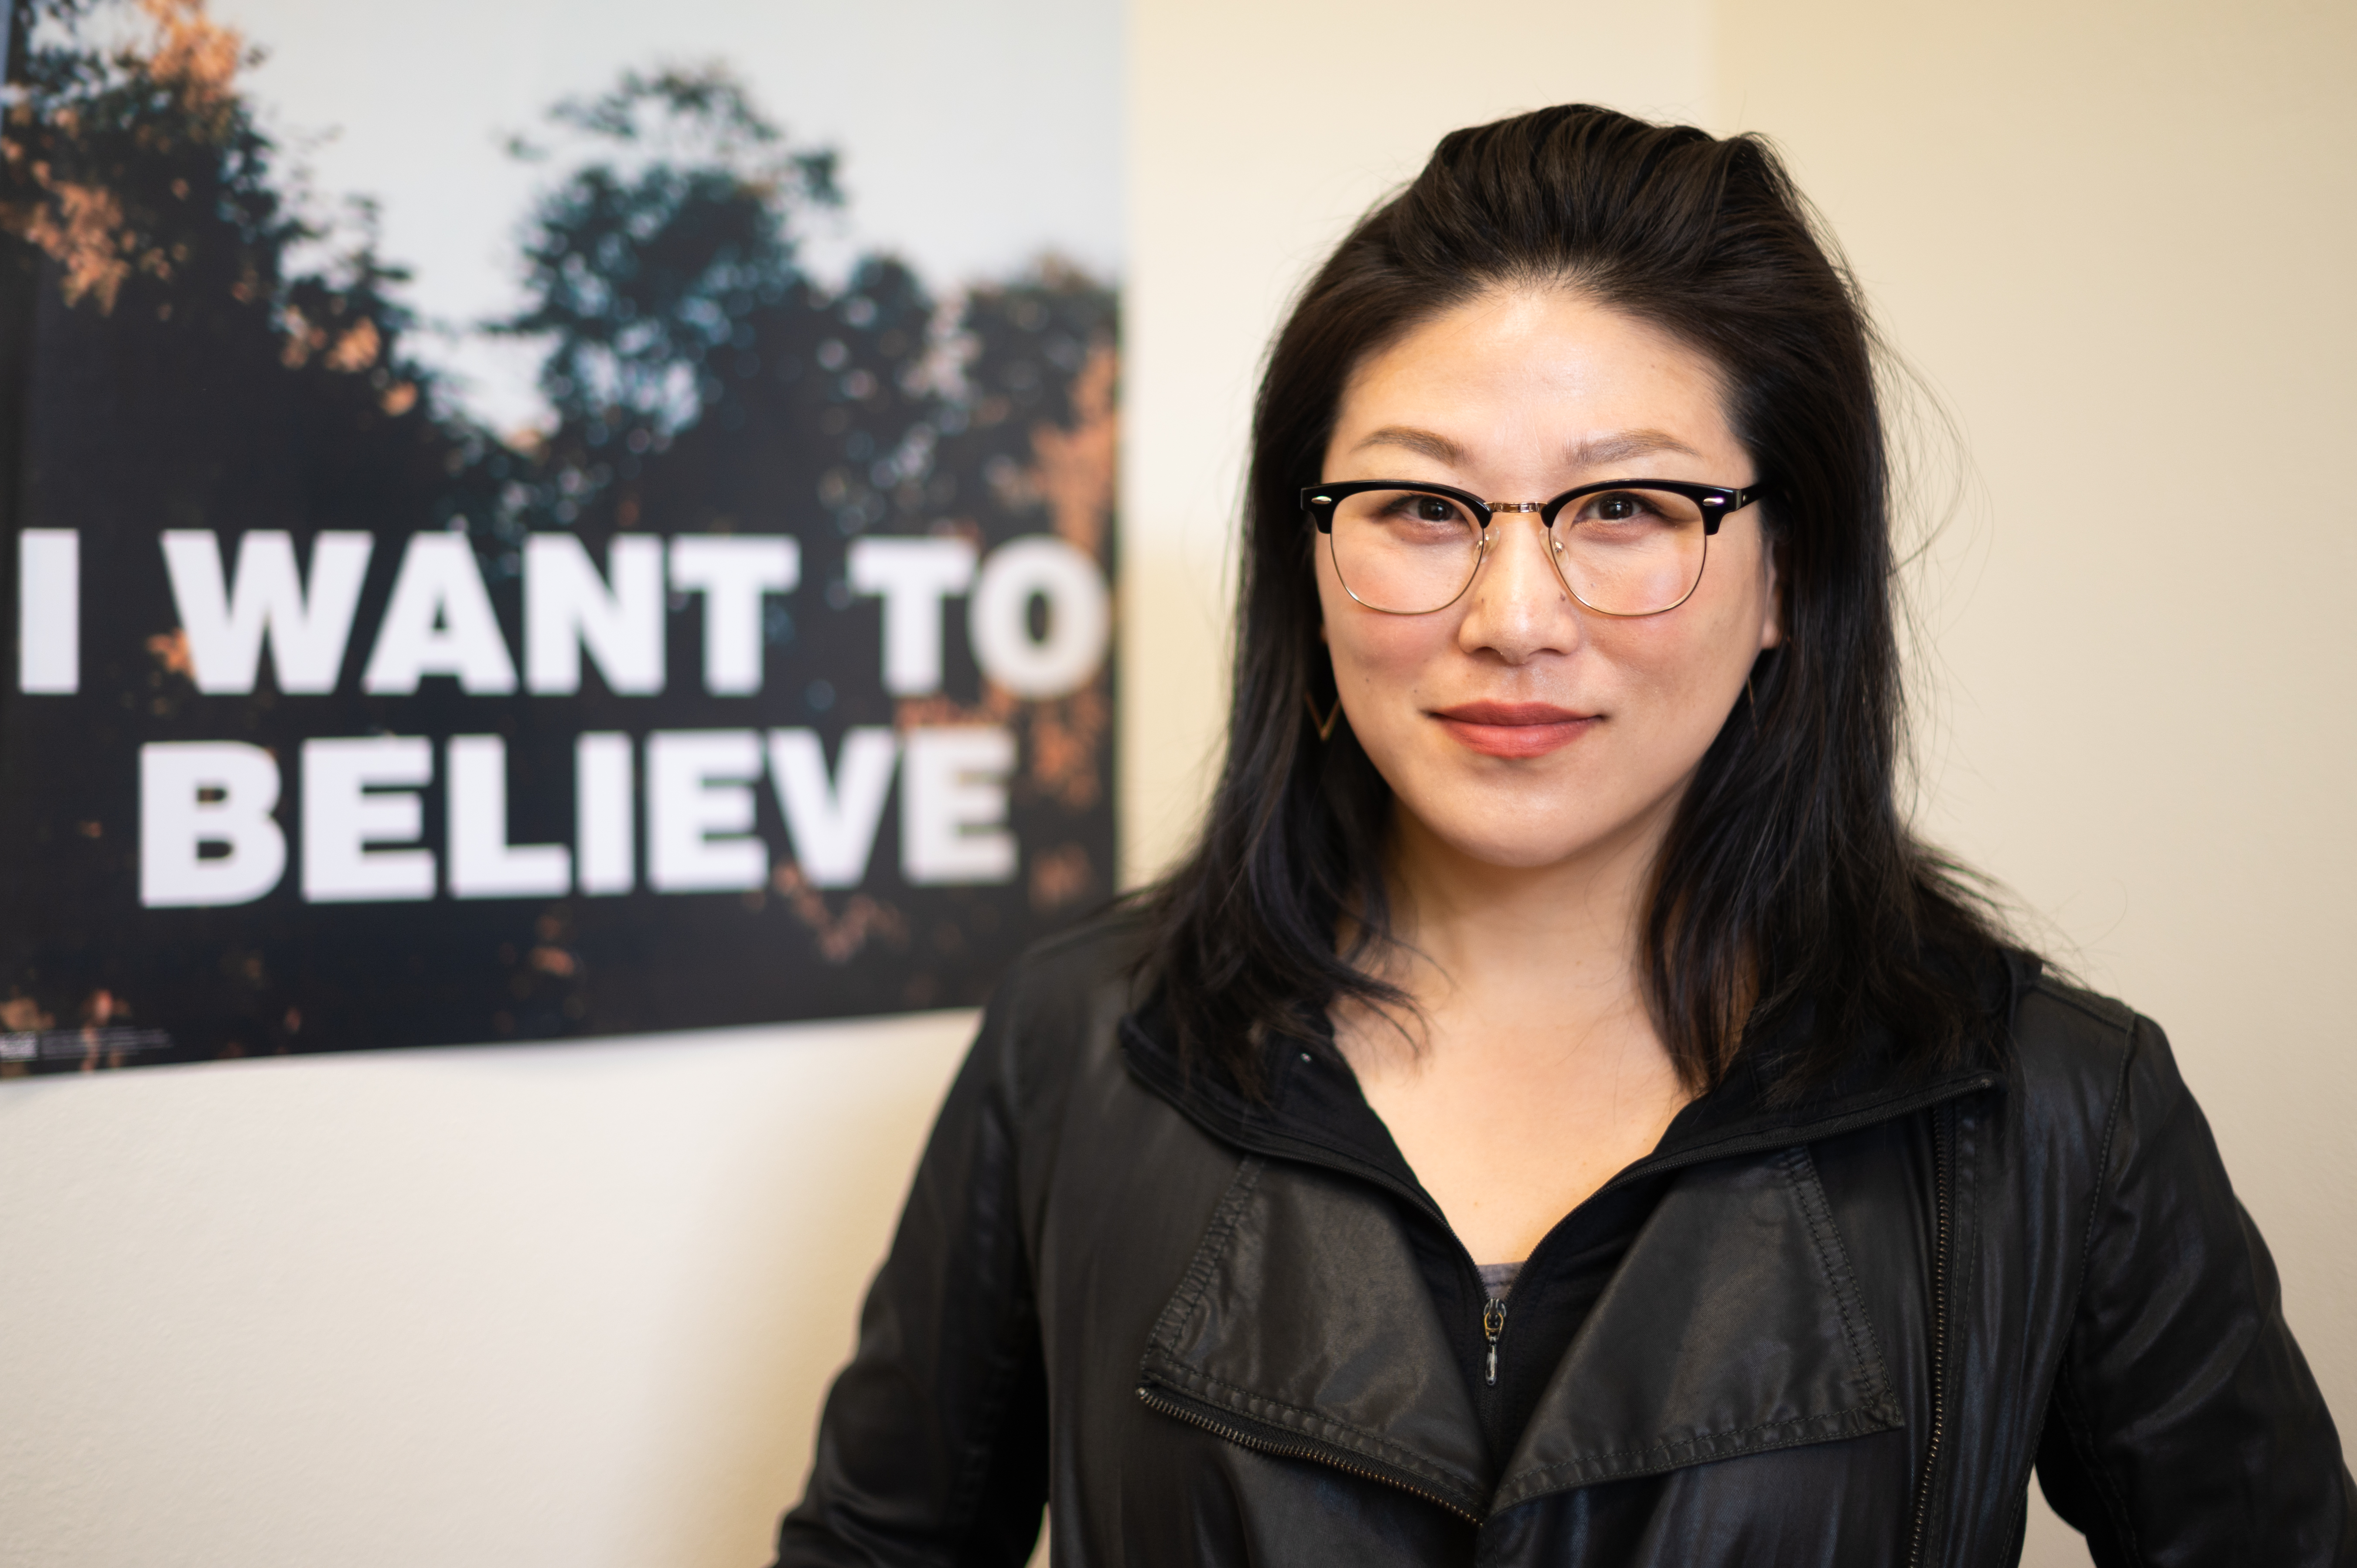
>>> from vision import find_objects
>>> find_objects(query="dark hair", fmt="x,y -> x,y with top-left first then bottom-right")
1140,104 -> 2007,1098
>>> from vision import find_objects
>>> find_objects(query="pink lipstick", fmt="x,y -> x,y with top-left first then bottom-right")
1430,701 -> 1596,759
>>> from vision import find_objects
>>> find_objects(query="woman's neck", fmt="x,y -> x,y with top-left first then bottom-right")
1377,793 -> 1668,1031
1336,794 -> 1694,1265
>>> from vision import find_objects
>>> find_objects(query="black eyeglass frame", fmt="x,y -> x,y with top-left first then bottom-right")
1299,477 -> 1769,617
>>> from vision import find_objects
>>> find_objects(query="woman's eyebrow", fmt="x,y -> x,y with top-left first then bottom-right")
1349,425 -> 1464,464
1566,429 -> 1702,468
1347,426 -> 1705,470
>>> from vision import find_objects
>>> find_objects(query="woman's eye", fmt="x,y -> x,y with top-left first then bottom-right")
1573,491 -> 1673,527
1377,493 -> 1462,525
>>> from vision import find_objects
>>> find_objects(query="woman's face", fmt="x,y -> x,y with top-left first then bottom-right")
1316,287 -> 1781,876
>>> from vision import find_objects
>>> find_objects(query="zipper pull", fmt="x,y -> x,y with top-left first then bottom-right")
1482,1296 -> 1508,1387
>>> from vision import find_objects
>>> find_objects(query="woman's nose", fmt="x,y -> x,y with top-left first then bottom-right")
1459,512 -> 1579,660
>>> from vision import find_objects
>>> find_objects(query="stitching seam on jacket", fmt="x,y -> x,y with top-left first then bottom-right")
1141,1360 -> 1480,1496
946,1292 -> 1038,1530
945,986 -> 1040,1530
1497,1402 -> 1893,1496
2029,975 -> 2136,1031
2071,1021 -> 2135,1305
2054,1356 -> 2146,1566
2058,1020 -> 2150,1566
1780,1143 -> 1897,1409
1147,1156 -> 1265,1354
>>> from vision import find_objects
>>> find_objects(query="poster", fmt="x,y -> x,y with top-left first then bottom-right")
0,0 -> 1119,1072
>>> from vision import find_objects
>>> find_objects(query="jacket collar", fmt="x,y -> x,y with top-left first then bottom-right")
1122,989 -> 2007,1514
1119,989 -> 2006,1223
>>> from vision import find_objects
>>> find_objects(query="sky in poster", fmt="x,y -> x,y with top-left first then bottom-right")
200,0 -> 1122,435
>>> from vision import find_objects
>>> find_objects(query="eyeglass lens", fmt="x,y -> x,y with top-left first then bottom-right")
1325,487 -> 1712,616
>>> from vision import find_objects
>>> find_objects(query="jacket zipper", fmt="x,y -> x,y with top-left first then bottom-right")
1482,1295 -> 1508,1387
1136,1384 -> 1480,1524
1905,1101 -> 1954,1568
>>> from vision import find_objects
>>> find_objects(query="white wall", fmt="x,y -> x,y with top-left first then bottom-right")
5,3 -> 2351,1565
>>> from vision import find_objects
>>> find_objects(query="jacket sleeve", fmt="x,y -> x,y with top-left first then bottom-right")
2034,1014 -> 2356,1566
774,981 -> 1049,1568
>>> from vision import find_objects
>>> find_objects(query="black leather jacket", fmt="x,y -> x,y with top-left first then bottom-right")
777,915 -> 2353,1566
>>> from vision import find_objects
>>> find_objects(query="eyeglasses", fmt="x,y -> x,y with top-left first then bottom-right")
1300,478 -> 1767,618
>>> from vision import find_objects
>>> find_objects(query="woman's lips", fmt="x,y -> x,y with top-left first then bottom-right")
1430,701 -> 1597,759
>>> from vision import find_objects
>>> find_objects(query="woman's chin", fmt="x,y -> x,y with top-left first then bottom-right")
1398,813 -> 1631,877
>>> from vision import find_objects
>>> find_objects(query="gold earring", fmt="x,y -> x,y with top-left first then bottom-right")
1305,692 -> 1342,741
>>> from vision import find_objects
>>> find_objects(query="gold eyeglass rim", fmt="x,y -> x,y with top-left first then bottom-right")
1299,476 -> 1767,618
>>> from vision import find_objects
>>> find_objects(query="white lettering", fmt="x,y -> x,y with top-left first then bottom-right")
447,735 -> 571,898
361,534 -> 517,694
668,536 -> 798,695
575,732 -> 634,896
848,535 -> 977,695
902,726 -> 1016,885
139,741 -> 286,907
160,530 -> 373,694
766,727 -> 897,888
524,533 -> 665,695
970,535 -> 1111,699
302,736 -> 434,902
646,729 -> 766,892
18,528 -> 78,694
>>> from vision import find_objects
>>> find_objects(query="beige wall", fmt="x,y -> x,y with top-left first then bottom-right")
2,4 -> 2349,1565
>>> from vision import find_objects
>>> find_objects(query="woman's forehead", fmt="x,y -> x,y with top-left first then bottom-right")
1349,290 -> 1720,392
1327,292 -> 1741,475
1342,422 -> 1708,470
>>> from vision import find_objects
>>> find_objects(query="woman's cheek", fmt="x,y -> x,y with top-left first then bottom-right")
1333,622 -> 1441,748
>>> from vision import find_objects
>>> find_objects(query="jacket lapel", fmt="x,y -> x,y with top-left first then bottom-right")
1123,1006 -> 1998,1517
1138,1154 -> 1493,1518
1491,1141 -> 1902,1509
1138,1137 -> 1909,1518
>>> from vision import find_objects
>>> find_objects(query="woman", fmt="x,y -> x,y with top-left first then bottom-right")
776,106 -> 2352,1565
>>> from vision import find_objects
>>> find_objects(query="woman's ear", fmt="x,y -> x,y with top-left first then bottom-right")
1757,535 -> 1784,651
